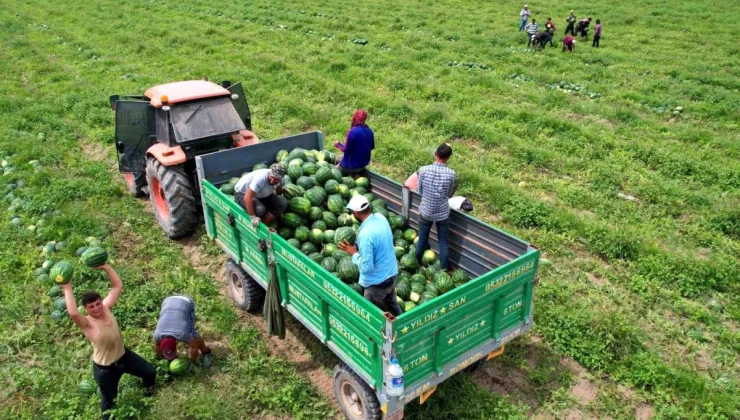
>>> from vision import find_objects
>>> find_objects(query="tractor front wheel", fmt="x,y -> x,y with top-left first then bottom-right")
145,157 -> 197,239
123,171 -> 147,197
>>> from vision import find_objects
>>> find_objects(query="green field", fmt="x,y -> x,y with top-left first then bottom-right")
1,0 -> 739,418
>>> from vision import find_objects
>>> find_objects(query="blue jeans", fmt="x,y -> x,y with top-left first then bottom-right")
519,18 -> 528,31
415,217 -> 451,270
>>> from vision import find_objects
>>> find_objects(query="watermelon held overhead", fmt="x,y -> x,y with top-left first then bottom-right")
80,247 -> 108,268
50,261 -> 74,284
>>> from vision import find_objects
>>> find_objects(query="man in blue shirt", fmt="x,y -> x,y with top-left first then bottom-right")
415,144 -> 457,271
337,195 -> 402,316
333,109 -> 375,176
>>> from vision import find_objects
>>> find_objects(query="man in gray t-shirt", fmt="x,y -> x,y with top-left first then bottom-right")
153,295 -> 212,366
234,163 -> 288,226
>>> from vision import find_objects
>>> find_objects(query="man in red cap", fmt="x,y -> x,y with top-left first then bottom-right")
153,295 -> 213,367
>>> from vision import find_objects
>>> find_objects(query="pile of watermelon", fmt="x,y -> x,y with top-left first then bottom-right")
219,147 -> 472,313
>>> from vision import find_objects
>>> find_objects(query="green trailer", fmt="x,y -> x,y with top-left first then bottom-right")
195,132 -> 540,420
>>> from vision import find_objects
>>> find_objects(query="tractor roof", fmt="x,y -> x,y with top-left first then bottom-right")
145,80 -> 230,107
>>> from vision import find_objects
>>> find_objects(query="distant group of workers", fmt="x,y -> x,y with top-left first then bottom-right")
519,5 -> 602,51
234,111 -> 457,317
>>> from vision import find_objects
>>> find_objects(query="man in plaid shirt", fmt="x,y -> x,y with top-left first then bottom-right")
415,144 -> 457,271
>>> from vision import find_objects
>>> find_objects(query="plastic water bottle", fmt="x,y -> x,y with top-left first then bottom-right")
386,357 -> 404,397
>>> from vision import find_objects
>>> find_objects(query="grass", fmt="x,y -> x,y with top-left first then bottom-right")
1,0 -> 739,418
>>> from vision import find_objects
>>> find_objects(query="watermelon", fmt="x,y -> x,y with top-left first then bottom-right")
310,221 -> 326,232
300,242 -> 318,255
53,296 -> 67,311
409,292 -> 421,303
283,213 -> 303,228
393,229 -> 403,240
422,290 -> 438,301
55,241 -> 67,252
437,273 -> 454,293
85,236 -> 101,246
333,250 -> 350,260
275,150 -> 289,161
350,187 -> 366,197
389,214 -> 403,230
400,253 -> 419,271
375,208 -> 389,219
341,177 -> 356,189
308,252 -> 323,264
355,177 -> 370,189
314,167 -> 332,185
169,358 -> 191,375
410,282 -> 425,295
43,243 -> 55,256
320,211 -> 337,228
323,230 -> 335,243
288,238 -> 301,248
50,261 -> 74,284
289,197 -> 311,216
309,206 -> 323,221
289,158 -> 304,167
337,213 -> 353,227
278,227 -> 293,239
322,243 -> 338,257
403,229 -> 417,243
337,257 -> 359,283
396,281 -> 411,300
405,301 -> 417,312
220,183 -> 235,195
305,187 -> 326,206
48,285 -> 62,298
410,273 -> 426,285
351,283 -> 363,294
302,162 -> 318,176
283,184 -> 305,200
309,229 -> 325,244
336,184 -> 350,199
324,179 -> 339,194
42,260 -> 54,270
321,257 -> 337,272
422,250 -> 437,266
334,227 -> 356,245
80,247 -> 108,268
394,246 -> 406,259
253,163 -> 268,171
37,273 -> 50,282
425,282 -> 441,296
371,199 -> 386,211
296,176 -> 315,190
394,238 -> 409,251
451,269 -> 469,285
330,167 -> 343,181
78,379 -> 96,395
327,194 -> 345,215
50,310 -> 65,322
294,226 -> 310,242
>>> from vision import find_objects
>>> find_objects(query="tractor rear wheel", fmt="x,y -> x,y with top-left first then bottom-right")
145,157 -> 197,239
123,171 -> 147,197
225,259 -> 265,312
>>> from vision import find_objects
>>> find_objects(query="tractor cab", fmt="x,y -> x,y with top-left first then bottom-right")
110,80 -> 259,238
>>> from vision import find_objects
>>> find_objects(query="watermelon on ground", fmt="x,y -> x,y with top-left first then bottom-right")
80,247 -> 108,268
50,310 -> 65,322
169,358 -> 191,375
79,379 -> 96,395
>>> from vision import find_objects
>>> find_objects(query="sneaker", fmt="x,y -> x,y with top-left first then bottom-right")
200,352 -> 214,368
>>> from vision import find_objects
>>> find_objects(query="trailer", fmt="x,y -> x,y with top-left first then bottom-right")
195,131 -> 540,419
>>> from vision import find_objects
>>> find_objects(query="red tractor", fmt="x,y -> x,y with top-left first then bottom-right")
110,80 -> 258,238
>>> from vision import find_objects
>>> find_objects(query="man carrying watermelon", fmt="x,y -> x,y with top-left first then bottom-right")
234,163 -> 288,226
153,295 -> 214,367
415,144 -> 457,272
60,264 -> 156,420
333,109 -> 375,176
338,195 -> 402,316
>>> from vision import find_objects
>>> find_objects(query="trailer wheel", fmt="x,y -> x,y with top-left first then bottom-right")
333,362 -> 381,420
123,171 -> 147,197
225,259 -> 265,312
145,157 -> 197,239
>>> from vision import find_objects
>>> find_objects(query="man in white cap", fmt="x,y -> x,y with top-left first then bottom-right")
338,195 -> 402,316
234,163 -> 288,226
519,4 -> 530,31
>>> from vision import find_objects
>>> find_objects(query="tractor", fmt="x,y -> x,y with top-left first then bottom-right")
110,80 -> 258,238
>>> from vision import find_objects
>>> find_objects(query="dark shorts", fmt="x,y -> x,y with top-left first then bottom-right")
234,192 -> 287,217
363,276 -> 402,316
338,165 -> 365,177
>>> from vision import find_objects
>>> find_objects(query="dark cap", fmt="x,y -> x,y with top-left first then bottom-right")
436,143 -> 453,160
